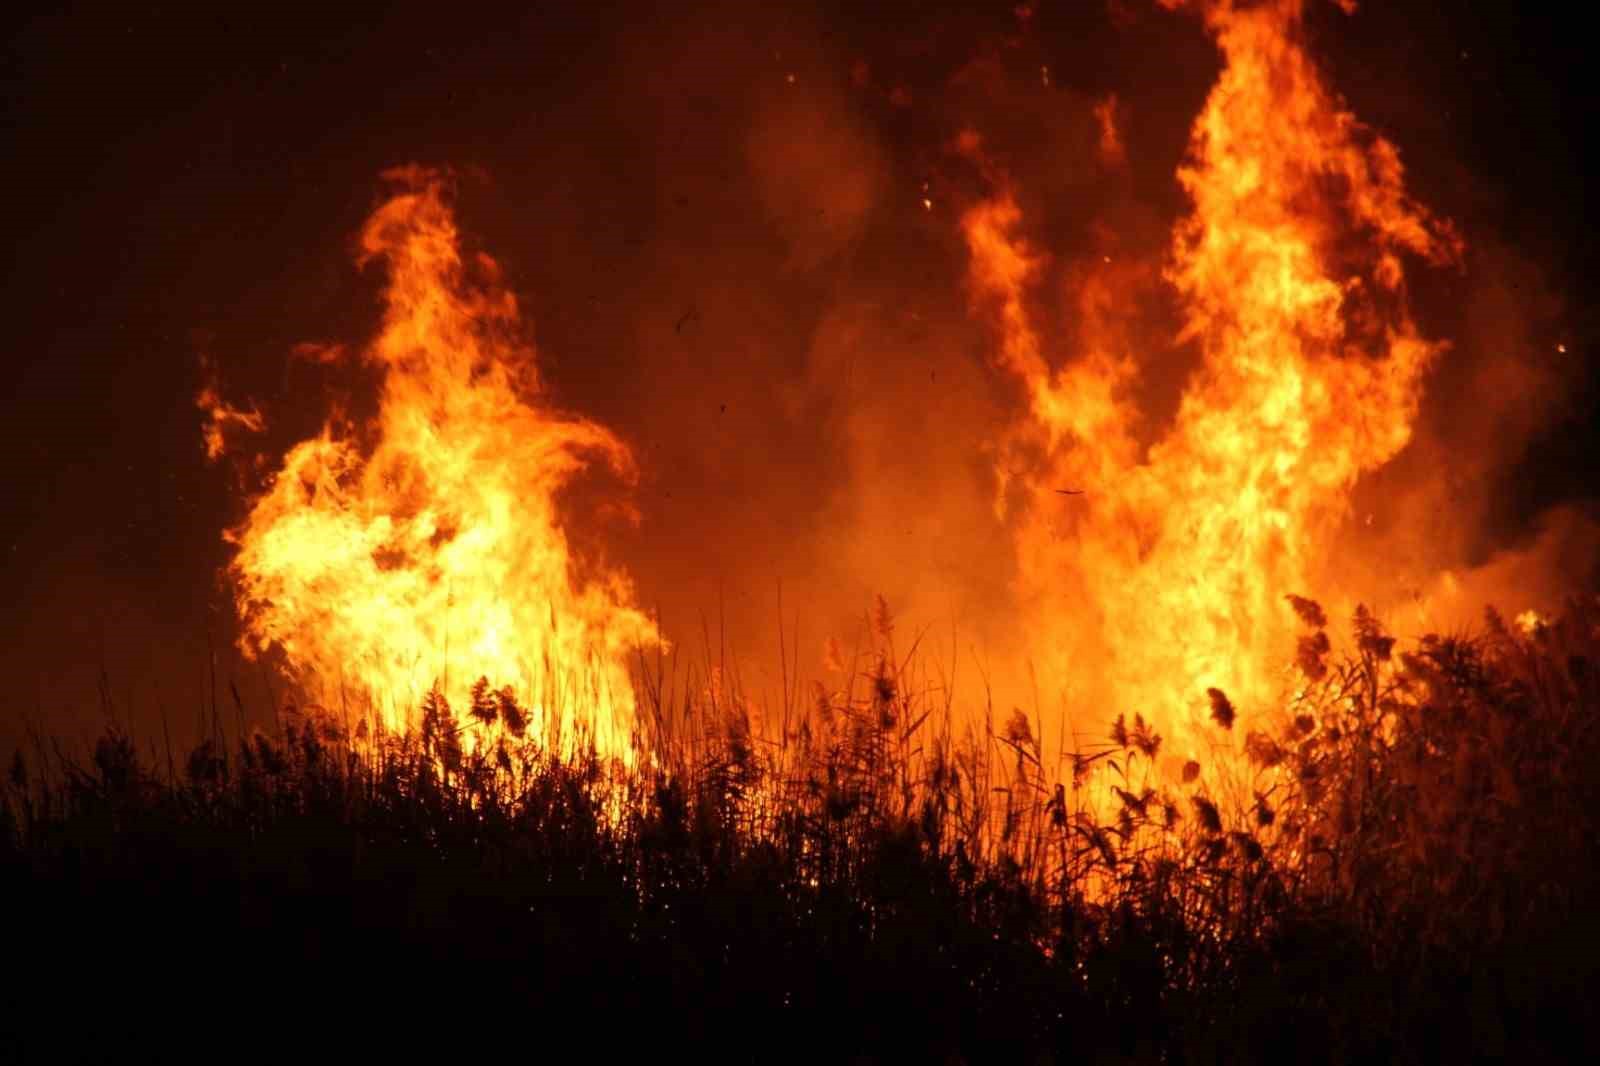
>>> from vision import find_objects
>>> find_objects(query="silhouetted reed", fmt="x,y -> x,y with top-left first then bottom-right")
4,595 -> 1597,1063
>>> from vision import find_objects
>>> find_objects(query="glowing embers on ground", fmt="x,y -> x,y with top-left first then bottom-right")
963,0 -> 1461,770
228,167 -> 657,764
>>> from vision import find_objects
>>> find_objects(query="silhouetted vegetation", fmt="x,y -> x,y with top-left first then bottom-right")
4,597 -> 1598,1062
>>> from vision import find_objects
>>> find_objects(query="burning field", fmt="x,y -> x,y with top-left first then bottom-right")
4,0 -> 1598,1061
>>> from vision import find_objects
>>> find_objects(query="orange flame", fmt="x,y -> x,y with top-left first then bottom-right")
965,0 -> 1461,764
196,356 -> 265,462
228,167 -> 657,761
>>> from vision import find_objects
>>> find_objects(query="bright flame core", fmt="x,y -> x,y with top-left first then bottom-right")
965,0 -> 1461,764
229,168 -> 657,760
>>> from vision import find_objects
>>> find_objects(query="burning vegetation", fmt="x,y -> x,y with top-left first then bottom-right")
966,0 -> 1462,776
8,595 -> 1598,1059
5,0 -> 1597,1060
226,167 -> 657,764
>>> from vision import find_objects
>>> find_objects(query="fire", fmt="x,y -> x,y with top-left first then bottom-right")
197,357 -> 266,462
210,1 -> 1543,795
228,167 -> 657,762
964,0 -> 1461,767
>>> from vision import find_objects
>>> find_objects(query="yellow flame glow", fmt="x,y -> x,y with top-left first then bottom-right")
229,167 -> 657,762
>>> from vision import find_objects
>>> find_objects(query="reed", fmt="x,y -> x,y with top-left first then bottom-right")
4,595 -> 1597,1062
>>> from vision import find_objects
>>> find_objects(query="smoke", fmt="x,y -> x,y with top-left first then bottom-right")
411,1 -> 1596,718
10,0 -> 1590,754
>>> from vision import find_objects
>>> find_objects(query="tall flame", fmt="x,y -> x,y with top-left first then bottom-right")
229,167 -> 656,760
965,0 -> 1461,762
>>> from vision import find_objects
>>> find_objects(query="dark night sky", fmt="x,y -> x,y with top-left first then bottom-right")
1,2 -> 1594,744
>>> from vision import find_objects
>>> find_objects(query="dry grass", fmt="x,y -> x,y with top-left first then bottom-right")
3,595 -> 1598,1062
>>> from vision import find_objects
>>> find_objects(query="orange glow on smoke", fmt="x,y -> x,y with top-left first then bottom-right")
206,0 -> 1572,794
964,0 -> 1461,767
228,167 -> 657,762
